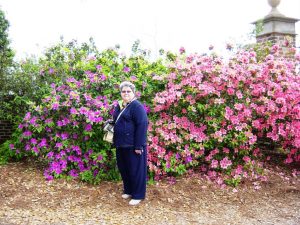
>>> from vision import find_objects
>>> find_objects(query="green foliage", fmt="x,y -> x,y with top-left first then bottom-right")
0,8 -> 15,123
0,8 -> 14,80
3,37 -> 172,183
0,130 -> 26,164
245,41 -> 273,63
224,177 -> 241,187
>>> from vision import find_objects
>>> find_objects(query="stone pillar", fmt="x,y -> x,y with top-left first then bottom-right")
253,0 -> 299,58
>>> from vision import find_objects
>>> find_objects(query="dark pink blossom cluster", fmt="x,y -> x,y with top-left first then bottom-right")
11,67 -> 112,180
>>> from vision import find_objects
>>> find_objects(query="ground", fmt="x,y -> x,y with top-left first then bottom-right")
0,161 -> 299,225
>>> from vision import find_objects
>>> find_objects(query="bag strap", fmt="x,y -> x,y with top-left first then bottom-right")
114,98 -> 136,124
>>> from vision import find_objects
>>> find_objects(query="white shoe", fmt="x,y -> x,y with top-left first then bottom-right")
122,194 -> 131,199
129,199 -> 141,205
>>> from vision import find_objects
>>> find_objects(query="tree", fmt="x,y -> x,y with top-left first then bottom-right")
0,8 -> 14,88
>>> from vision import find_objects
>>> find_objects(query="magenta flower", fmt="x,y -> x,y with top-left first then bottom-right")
143,104 -> 151,113
44,170 -> 54,181
23,130 -> 32,137
30,138 -> 37,145
38,138 -> 47,148
85,124 -> 92,131
45,118 -> 53,124
72,145 -> 81,155
32,146 -> 39,153
61,132 -> 69,140
97,155 -> 103,161
51,102 -> 59,110
24,112 -> 31,121
96,65 -> 102,70
185,156 -> 192,163
49,68 -> 54,74
123,67 -> 131,73
50,161 -> 62,174
69,169 -> 78,177
25,144 -> 31,151
55,142 -> 63,149
79,107 -> 88,115
70,107 -> 78,115
29,117 -> 37,125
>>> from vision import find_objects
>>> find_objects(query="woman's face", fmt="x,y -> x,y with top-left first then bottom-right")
121,86 -> 135,103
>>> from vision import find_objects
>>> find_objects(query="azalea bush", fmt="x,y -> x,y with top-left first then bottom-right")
4,37 -> 300,186
9,72 -> 117,182
5,39 -> 169,182
147,45 -> 300,186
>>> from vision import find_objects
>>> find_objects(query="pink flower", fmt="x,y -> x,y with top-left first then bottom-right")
243,156 -> 251,163
284,157 -> 293,164
236,90 -> 243,99
210,159 -> 219,168
130,76 -> 137,81
49,68 -> 54,74
220,157 -> 232,169
271,44 -> 279,53
24,112 -> 31,121
179,47 -> 186,54
223,148 -> 230,154
227,88 -> 235,95
234,165 -> 243,175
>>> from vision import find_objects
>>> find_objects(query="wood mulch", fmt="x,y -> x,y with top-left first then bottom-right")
0,160 -> 299,225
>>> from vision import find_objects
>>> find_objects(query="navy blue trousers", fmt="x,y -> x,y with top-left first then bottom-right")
116,146 -> 147,199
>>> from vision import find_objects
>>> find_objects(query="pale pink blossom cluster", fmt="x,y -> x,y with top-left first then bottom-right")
148,46 -> 300,183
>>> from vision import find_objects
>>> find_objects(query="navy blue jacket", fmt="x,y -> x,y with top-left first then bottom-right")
113,100 -> 148,149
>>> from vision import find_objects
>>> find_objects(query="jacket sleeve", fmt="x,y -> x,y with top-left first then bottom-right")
132,103 -> 148,150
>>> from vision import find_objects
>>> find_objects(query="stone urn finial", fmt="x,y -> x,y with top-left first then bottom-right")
267,0 -> 285,17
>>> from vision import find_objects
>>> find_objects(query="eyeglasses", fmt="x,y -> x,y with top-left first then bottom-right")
121,90 -> 132,93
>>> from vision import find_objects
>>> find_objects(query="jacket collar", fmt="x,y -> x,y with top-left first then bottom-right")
118,98 -> 136,110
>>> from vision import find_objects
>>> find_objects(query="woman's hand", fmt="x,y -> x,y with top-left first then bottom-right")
135,149 -> 143,155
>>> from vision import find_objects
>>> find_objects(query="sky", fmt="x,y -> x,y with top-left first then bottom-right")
0,0 -> 299,59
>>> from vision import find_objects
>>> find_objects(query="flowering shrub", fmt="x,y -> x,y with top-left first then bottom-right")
7,40 -> 169,183
147,46 -> 300,186
10,70 -> 116,182
5,39 -> 300,186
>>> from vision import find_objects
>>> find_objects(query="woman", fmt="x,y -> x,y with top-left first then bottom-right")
113,81 -> 148,206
